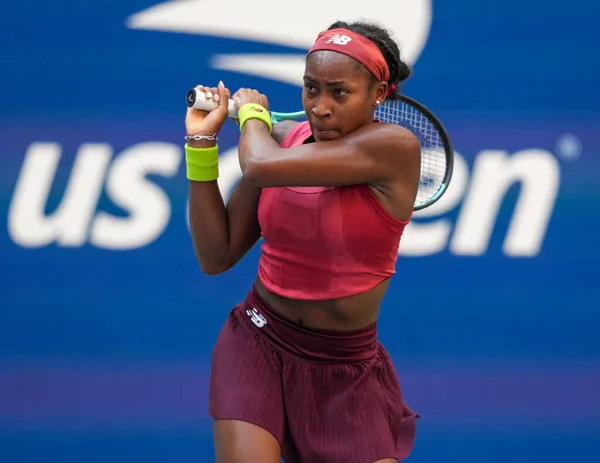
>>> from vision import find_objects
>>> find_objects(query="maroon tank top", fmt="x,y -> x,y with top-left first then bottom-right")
257,121 -> 410,300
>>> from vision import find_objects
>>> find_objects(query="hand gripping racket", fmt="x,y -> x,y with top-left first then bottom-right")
186,87 -> 454,211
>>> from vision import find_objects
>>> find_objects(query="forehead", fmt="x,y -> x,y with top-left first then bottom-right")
305,50 -> 367,82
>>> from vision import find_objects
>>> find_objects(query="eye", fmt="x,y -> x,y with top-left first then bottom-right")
333,88 -> 349,97
304,84 -> 317,94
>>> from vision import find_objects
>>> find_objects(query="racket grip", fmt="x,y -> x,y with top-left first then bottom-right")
186,88 -> 238,119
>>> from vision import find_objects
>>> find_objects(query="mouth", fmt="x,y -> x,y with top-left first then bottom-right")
314,128 -> 340,140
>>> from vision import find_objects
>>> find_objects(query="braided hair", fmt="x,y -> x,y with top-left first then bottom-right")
327,20 -> 411,100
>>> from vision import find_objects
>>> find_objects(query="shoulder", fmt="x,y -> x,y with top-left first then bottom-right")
352,122 -> 421,163
387,124 -> 420,165
374,122 -> 420,149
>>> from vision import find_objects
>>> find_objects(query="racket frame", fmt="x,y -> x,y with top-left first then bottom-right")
391,95 -> 454,211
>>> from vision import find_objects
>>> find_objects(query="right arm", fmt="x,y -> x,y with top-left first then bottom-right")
188,169 -> 260,275
186,82 -> 296,275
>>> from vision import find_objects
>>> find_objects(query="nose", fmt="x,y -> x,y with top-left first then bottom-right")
311,97 -> 332,119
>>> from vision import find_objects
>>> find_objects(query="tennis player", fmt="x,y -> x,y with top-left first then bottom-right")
184,20 -> 421,463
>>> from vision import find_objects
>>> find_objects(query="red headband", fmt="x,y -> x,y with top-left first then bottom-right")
307,28 -> 390,84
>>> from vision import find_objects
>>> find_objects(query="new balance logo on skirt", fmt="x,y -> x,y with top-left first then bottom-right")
247,308 -> 267,328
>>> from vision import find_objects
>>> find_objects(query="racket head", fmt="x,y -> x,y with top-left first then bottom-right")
375,95 -> 454,211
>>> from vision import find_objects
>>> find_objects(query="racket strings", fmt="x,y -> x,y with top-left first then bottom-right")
375,100 -> 448,207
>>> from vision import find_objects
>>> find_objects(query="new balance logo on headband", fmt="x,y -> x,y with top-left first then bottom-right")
325,34 -> 352,45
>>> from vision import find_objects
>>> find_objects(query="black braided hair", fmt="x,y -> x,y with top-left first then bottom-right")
327,20 -> 411,100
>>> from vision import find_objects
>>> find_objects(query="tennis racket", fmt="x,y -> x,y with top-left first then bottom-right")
186,88 -> 453,211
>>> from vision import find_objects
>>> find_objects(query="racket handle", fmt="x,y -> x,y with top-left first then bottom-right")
186,87 -> 238,119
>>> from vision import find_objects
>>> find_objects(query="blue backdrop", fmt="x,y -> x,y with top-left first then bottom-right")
1,1 -> 599,462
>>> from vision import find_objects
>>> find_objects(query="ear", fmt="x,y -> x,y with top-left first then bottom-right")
373,81 -> 388,107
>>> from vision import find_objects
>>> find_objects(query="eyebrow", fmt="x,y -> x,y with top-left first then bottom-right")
303,75 -> 348,86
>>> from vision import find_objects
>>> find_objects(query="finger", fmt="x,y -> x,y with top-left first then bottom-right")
212,84 -> 223,103
258,93 -> 267,109
217,81 -> 230,112
217,80 -> 230,99
231,92 -> 243,112
205,86 -> 219,100
222,81 -> 231,96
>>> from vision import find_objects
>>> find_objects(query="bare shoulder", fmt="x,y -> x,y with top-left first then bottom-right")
271,120 -> 299,145
362,122 -> 421,165
378,122 -> 420,150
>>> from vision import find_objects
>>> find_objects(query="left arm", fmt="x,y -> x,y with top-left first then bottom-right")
238,119 -> 419,188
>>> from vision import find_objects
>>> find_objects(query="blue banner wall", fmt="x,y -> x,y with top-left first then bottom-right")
1,1 -> 599,462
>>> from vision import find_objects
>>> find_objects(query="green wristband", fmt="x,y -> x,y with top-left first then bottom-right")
238,103 -> 273,133
185,143 -> 219,181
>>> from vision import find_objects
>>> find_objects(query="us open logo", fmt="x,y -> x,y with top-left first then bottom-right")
126,0 -> 433,86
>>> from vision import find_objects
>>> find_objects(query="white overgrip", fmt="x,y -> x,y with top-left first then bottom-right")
188,88 -> 238,118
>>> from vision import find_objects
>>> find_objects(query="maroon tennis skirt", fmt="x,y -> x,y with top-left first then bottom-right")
209,285 -> 418,463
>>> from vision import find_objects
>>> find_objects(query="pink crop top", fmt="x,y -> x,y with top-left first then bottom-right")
257,121 -> 410,300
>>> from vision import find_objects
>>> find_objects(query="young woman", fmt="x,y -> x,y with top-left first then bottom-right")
184,20 -> 421,463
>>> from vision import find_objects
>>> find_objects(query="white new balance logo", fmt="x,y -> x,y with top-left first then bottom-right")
246,308 -> 267,328
325,34 -> 352,45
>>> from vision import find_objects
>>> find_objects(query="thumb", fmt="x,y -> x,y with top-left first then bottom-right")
216,80 -> 230,116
